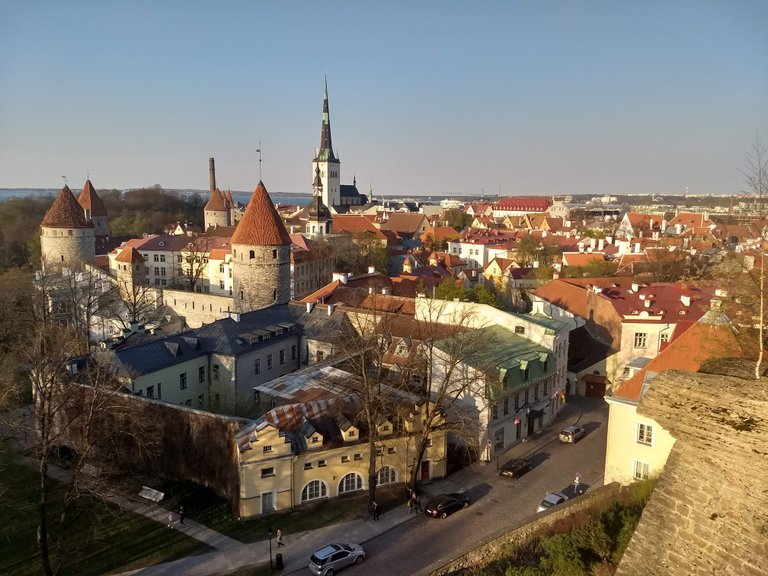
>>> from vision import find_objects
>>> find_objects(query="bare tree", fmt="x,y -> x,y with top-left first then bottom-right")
179,234 -> 213,292
743,134 -> 768,378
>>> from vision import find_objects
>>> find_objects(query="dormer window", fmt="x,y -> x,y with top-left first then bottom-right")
348,430 -> 356,437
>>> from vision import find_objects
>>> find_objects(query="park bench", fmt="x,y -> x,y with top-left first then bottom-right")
138,486 -> 165,503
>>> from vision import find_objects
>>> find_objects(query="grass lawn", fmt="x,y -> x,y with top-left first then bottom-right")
155,478 -> 406,543
0,444 -> 209,576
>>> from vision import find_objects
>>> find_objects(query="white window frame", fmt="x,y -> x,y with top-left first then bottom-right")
301,480 -> 327,502
633,332 -> 648,349
633,459 -> 651,481
377,466 -> 397,485
637,423 -> 654,445
261,490 -> 275,513
338,472 -> 364,494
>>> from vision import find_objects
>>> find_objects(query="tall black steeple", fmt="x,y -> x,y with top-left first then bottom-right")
316,77 -> 337,162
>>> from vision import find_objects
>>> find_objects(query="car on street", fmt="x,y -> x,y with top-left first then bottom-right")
308,543 -> 365,576
559,425 -> 585,443
424,493 -> 470,519
536,491 -> 569,513
499,458 -> 533,479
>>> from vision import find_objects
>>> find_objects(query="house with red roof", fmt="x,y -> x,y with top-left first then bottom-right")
616,212 -> 666,241
604,311 -> 744,485
492,197 -> 552,218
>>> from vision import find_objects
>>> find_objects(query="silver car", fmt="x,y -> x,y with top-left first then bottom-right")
308,543 -> 366,576
537,491 -> 569,513
559,425 -> 585,443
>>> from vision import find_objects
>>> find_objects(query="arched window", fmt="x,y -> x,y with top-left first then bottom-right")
339,472 -> 364,494
377,466 -> 397,485
301,480 -> 327,502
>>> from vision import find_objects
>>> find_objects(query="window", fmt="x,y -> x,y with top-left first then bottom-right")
261,491 -> 275,513
263,445 -> 273,453
219,264 -> 225,273
249,250 -> 255,259
272,249 -> 277,259
316,351 -> 324,362
311,435 -> 318,444
213,364 -> 220,381
198,366 -> 205,383
633,332 -> 648,349
177,255 -> 183,263
660,332 -> 670,344
515,325 -> 525,334
339,472 -> 363,494
154,267 -> 160,275
160,267 -> 166,276
304,462 -> 313,470
261,467 -> 275,478
491,402 -> 498,421
387,446 -> 396,454
154,254 -> 159,262
179,373 -> 187,390
160,254 -> 166,262
376,448 -> 383,456
254,359 -> 261,375
157,383 -> 162,399
318,460 -> 327,467
267,354 -> 273,370
279,350 -> 285,365
341,455 -> 350,463
633,460 -> 650,481
348,430 -> 356,437
292,345 -> 297,360
503,397 -> 509,415
353,453 -> 362,461
146,385 -> 154,399
301,480 -> 327,502
637,423 -> 654,445
494,428 -> 505,452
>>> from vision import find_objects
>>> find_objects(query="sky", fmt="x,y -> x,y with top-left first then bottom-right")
1,1 -> 767,198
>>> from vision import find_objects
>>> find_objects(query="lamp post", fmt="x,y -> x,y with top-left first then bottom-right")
267,526 -> 273,574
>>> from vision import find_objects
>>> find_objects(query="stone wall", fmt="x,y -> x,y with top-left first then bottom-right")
232,243 -> 291,312
616,370 -> 768,576
417,483 -> 621,576
163,289 -> 235,328
41,226 -> 95,271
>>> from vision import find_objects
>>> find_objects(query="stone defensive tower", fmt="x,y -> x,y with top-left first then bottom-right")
204,158 -> 231,229
231,181 -> 291,312
312,78 -> 340,208
40,185 -> 96,273
77,179 -> 110,239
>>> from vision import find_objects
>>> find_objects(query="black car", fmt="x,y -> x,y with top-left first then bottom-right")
499,458 -> 533,479
424,493 -> 470,519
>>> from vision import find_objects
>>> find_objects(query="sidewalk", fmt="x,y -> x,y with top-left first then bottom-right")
117,397 -> 586,575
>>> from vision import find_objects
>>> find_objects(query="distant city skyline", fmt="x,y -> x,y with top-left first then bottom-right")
1,1 -> 766,197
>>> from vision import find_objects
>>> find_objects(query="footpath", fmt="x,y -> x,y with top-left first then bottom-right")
113,397 -> 588,576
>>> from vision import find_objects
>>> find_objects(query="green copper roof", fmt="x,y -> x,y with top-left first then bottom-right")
433,324 -> 555,399
514,312 -> 569,333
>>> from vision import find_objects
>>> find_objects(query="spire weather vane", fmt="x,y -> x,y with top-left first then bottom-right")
256,142 -> 262,181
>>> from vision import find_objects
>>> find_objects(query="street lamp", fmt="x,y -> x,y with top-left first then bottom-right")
267,526 -> 273,574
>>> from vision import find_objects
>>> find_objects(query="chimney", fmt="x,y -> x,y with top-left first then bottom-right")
381,287 -> 390,295
634,242 -> 641,254
368,265 -> 376,274
680,294 -> 691,307
327,303 -> 335,315
306,301 -> 314,314
606,236 -> 613,245
631,282 -> 640,292
589,238 -> 597,249
661,218 -> 667,232
209,157 -> 216,193
340,273 -> 348,285
597,238 -> 605,250
578,244 -> 584,253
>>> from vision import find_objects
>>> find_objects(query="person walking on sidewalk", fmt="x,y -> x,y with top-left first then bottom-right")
167,511 -> 174,529
371,500 -> 380,521
178,505 -> 185,525
276,528 -> 285,547
411,488 -> 422,513
407,496 -> 414,514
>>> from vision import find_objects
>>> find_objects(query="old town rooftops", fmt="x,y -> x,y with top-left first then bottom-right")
41,185 -> 92,228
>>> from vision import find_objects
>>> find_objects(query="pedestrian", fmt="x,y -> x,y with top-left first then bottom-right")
411,488 -> 421,513
406,485 -> 413,503
178,505 -> 185,525
276,528 -> 285,547
407,496 -> 414,514
574,472 -> 581,495
371,500 -> 380,521
167,511 -> 174,529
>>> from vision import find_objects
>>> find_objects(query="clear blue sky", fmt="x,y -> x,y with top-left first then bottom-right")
1,1 -> 767,197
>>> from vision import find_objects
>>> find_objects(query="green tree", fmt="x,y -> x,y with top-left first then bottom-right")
434,277 -> 467,301
470,284 -> 501,308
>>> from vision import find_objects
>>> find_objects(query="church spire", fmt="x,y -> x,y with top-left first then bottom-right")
317,76 -> 336,162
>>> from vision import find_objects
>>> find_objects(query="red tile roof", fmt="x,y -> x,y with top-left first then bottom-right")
204,188 -> 228,211
332,215 -> 390,241
231,181 -> 291,246
379,212 -> 426,234
612,320 -> 743,402
494,197 -> 552,211
41,186 -> 91,228
561,252 -> 606,267
115,245 -> 144,264
224,190 -> 235,209
77,180 -> 108,217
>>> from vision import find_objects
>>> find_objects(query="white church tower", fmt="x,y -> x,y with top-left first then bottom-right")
312,78 -> 340,208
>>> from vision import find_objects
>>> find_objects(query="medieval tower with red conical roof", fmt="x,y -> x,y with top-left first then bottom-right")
231,181 -> 291,311
77,179 -> 110,239
40,185 -> 96,272
204,158 -> 231,229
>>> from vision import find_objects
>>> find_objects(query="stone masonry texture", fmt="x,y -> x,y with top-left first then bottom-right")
616,369 -> 768,576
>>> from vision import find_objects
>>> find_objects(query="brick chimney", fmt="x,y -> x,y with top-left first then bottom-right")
209,157 -> 216,193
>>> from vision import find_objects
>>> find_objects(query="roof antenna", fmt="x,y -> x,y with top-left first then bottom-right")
256,142 -> 262,181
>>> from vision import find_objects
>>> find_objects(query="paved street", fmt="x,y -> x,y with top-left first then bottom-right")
117,395 -> 607,576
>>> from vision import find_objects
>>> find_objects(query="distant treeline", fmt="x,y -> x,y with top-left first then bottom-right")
0,186 -> 205,271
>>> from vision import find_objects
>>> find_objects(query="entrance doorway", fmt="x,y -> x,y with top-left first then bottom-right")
420,460 -> 431,481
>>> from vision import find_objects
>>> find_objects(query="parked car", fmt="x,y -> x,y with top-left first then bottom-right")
559,425 -> 585,443
536,491 -> 569,513
308,543 -> 365,576
424,493 -> 470,519
499,458 -> 533,479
